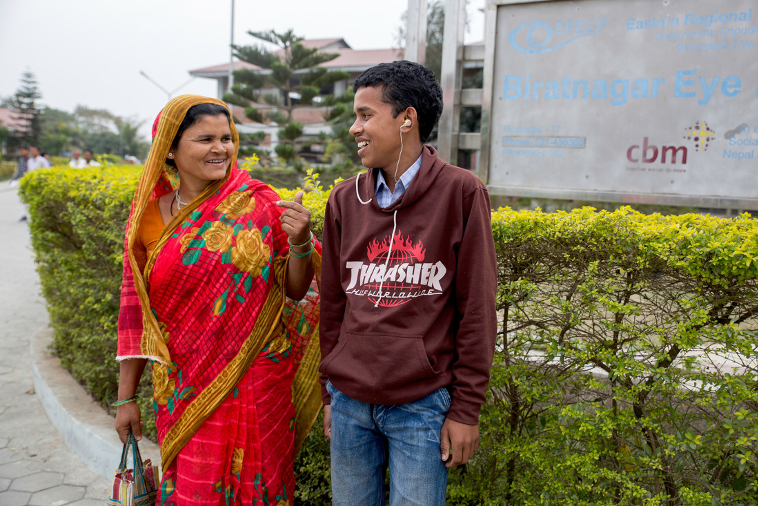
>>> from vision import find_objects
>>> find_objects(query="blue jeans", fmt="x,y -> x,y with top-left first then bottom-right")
326,381 -> 450,506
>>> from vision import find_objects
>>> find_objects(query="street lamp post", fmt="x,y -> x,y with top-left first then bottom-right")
229,0 -> 235,97
139,71 -> 197,101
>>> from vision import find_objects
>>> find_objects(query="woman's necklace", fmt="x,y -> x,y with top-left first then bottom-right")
170,188 -> 188,217
175,188 -> 188,210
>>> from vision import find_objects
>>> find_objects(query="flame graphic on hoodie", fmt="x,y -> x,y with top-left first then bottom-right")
366,230 -> 425,263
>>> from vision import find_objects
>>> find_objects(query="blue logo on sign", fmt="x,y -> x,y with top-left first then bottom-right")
509,18 -> 607,54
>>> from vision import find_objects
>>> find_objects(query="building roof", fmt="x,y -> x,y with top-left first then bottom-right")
0,108 -> 30,132
295,38 -> 349,50
190,60 -> 260,77
321,48 -> 404,71
189,39 -> 404,78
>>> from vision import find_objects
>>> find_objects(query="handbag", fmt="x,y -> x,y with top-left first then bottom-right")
108,432 -> 159,506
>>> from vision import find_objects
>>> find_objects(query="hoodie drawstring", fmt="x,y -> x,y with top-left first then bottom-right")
374,209 -> 397,307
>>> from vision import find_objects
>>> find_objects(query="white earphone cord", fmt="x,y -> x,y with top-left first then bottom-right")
393,121 -> 405,182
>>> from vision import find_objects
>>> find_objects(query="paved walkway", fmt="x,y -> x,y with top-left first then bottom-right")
0,185 -> 110,506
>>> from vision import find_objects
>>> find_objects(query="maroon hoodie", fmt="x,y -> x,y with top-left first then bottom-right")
319,146 -> 497,425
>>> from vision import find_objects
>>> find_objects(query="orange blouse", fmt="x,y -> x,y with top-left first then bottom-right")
133,199 -> 166,274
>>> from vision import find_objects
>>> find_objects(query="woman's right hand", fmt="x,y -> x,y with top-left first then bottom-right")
115,402 -> 143,443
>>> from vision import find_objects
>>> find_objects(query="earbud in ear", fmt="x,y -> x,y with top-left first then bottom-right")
402,119 -> 411,127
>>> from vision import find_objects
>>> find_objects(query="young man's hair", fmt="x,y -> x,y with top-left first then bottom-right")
352,60 -> 443,143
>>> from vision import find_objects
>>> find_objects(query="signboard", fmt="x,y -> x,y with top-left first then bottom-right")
482,0 -> 758,208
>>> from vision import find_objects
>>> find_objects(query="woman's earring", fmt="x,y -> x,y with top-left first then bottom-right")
168,153 -> 173,158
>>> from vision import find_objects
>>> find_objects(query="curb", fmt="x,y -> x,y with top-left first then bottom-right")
30,327 -> 161,479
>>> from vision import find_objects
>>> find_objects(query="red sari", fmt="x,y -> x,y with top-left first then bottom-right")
117,95 -> 321,505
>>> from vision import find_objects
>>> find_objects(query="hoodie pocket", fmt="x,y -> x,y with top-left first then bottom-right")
322,332 -> 438,391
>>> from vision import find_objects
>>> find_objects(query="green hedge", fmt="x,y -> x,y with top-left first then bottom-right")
21,168 -> 758,505
0,161 -> 16,180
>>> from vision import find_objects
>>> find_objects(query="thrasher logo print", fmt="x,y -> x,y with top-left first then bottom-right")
345,230 -> 447,307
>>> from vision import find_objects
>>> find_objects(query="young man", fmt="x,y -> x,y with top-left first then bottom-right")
11,145 -> 29,184
27,146 -> 51,171
319,61 -> 497,505
82,149 -> 101,167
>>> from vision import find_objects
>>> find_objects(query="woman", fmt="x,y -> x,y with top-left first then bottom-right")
114,95 -> 321,505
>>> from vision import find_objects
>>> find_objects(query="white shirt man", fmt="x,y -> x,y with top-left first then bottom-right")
69,149 -> 86,168
27,147 -> 51,171
82,149 -> 101,167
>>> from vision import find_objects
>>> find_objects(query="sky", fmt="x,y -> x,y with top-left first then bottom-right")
0,0 -> 484,140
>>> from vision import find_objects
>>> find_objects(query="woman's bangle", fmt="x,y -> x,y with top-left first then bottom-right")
290,244 -> 314,258
112,396 -> 137,407
288,231 -> 313,249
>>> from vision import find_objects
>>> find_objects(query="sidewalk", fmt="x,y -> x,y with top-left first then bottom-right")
0,185 -> 111,505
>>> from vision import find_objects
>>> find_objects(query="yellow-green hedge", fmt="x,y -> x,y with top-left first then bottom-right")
21,167 -> 758,505
0,162 -> 16,180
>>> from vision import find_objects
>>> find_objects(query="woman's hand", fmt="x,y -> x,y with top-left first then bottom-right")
277,191 -> 311,245
115,358 -> 147,443
323,405 -> 331,440
277,191 -> 315,300
114,402 -> 143,443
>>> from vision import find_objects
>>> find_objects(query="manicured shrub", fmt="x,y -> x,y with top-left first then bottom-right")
447,208 -> 758,505
0,161 -> 16,180
21,168 -> 758,505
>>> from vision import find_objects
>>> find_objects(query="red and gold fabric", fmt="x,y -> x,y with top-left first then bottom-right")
116,95 -> 321,505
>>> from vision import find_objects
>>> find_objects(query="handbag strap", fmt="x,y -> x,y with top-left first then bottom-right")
129,431 -> 151,494
116,431 -> 152,494
116,433 -> 131,472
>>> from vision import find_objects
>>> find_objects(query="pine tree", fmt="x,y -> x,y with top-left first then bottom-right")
225,29 -> 349,168
10,70 -> 44,146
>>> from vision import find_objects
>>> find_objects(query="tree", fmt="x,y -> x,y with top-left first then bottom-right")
322,87 -> 362,168
39,107 -> 81,156
114,117 -> 148,158
225,29 -> 349,168
0,124 -> 9,155
7,70 -> 44,147
74,105 -> 117,135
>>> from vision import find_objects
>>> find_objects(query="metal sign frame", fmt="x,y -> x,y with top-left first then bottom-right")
474,0 -> 758,210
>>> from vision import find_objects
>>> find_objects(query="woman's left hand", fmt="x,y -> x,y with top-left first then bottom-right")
277,191 -> 311,246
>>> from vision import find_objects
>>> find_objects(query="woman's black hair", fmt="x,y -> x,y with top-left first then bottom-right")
166,103 -> 231,168
352,60 -> 443,143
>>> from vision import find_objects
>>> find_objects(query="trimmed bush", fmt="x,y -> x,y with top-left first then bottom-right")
0,161 -> 16,180
21,169 -> 758,505
446,208 -> 758,505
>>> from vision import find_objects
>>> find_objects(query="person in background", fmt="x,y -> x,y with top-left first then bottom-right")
27,146 -> 51,171
69,149 -> 86,168
10,145 -> 29,186
82,149 -> 101,167
11,145 -> 30,223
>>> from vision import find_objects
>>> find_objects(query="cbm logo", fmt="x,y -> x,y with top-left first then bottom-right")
509,18 -> 607,54
626,138 -> 688,164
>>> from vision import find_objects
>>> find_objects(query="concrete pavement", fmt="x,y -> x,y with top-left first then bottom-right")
0,184 -> 111,506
